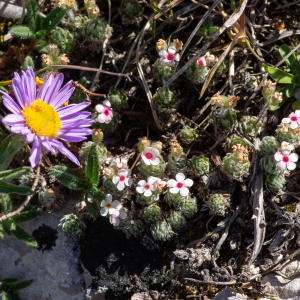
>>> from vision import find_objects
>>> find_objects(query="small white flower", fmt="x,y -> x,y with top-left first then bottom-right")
159,46 -> 180,67
136,176 -> 157,197
109,207 -> 127,226
100,194 -> 122,216
114,157 -> 128,170
282,110 -> 300,129
141,147 -> 160,166
167,173 -> 193,196
274,150 -> 298,171
96,100 -> 113,124
197,56 -> 206,67
280,141 -> 294,154
112,169 -> 132,191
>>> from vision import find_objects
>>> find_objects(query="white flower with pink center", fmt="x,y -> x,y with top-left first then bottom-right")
167,173 -> 193,196
100,194 -> 121,216
197,56 -> 206,68
112,169 -> 132,191
282,110 -> 300,129
96,100 -> 113,124
141,147 -> 160,166
136,176 -> 157,197
274,150 -> 298,171
159,46 -> 180,67
109,207 -> 127,226
154,177 -> 166,191
280,141 -> 294,153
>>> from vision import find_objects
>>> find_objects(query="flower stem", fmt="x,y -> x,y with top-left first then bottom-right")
254,102 -> 269,127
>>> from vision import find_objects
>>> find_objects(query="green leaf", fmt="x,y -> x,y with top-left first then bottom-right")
0,180 -> 34,195
9,210 -> 40,224
279,44 -> 297,68
0,134 -> 25,172
263,63 -> 295,84
293,99 -> 300,110
10,225 -> 37,247
291,59 -> 300,78
0,223 -> 4,239
1,193 -> 12,214
9,279 -> 34,291
86,145 -> 100,184
27,0 -> 39,32
84,193 -> 97,218
2,290 -> 21,300
43,7 -> 66,35
34,14 -> 43,33
269,84 -> 298,111
2,221 -> 12,235
87,185 -> 105,203
48,165 -> 89,190
36,40 -> 49,53
9,26 -> 34,38
34,30 -> 46,40
203,17 -> 212,30
0,167 -> 32,182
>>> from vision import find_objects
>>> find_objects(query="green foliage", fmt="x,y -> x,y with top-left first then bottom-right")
260,136 -> 279,155
138,156 -> 166,178
180,126 -> 196,144
87,145 -> 100,184
73,77 -> 87,103
0,278 -> 33,300
59,214 -> 85,237
0,134 -> 25,171
108,90 -> 128,110
185,63 -> 209,84
0,181 -> 33,195
165,210 -> 185,231
207,194 -> 229,216
22,56 -> 35,71
151,220 -> 171,241
190,155 -> 209,175
214,108 -> 237,132
83,18 -> 112,42
154,87 -> 177,111
120,0 -> 143,24
0,167 -> 32,182
198,17 -> 218,41
168,153 -> 187,173
153,59 -> 174,83
263,44 -> 300,110
48,165 -> 89,190
10,0 -> 66,41
49,28 -> 74,52
141,204 -> 161,223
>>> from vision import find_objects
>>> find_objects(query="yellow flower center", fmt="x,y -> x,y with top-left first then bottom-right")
21,99 -> 61,139
106,203 -> 112,209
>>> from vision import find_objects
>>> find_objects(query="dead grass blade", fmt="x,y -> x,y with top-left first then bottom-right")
200,34 -> 239,98
160,0 -> 248,92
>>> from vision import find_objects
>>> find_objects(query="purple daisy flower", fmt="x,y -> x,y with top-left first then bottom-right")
1,67 -> 92,167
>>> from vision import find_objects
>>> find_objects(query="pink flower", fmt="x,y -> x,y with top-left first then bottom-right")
136,176 -> 157,197
141,147 -> 160,166
282,111 -> 300,129
274,151 -> 298,171
112,169 -> 132,191
96,100 -> 113,124
159,46 -> 180,67
197,57 -> 206,67
167,173 -> 193,196
100,194 -> 121,216
109,207 -> 127,226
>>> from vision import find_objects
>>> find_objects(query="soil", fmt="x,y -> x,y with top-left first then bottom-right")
80,217 -> 170,299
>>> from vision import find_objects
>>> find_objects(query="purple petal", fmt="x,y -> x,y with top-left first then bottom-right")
58,134 -> 89,143
2,114 -> 24,126
52,88 -> 75,109
41,137 -> 55,154
57,102 -> 91,118
2,94 -> 21,114
60,111 -> 91,122
11,125 -> 26,134
37,75 -> 54,100
30,137 -> 42,168
50,140 -> 80,166
12,78 -> 27,108
43,74 -> 64,105
26,132 -> 35,143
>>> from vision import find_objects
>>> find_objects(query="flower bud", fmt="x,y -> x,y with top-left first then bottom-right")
153,87 -> 177,111
190,155 -> 209,175
262,80 -> 276,102
92,129 -> 103,144
156,39 -> 167,52
138,137 -> 151,152
240,116 -> 262,137
180,126 -> 196,144
151,141 -> 163,153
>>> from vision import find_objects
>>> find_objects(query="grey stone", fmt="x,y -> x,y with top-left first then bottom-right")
212,288 -> 248,300
0,197 -> 85,300
0,1 -> 26,19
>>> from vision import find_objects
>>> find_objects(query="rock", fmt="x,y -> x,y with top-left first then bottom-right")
262,258 -> 300,299
0,2 -> 26,19
212,288 -> 248,300
0,197 -> 85,300
131,292 -> 152,300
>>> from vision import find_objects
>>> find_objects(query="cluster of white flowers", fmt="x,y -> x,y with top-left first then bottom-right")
100,194 -> 127,226
136,173 -> 193,197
